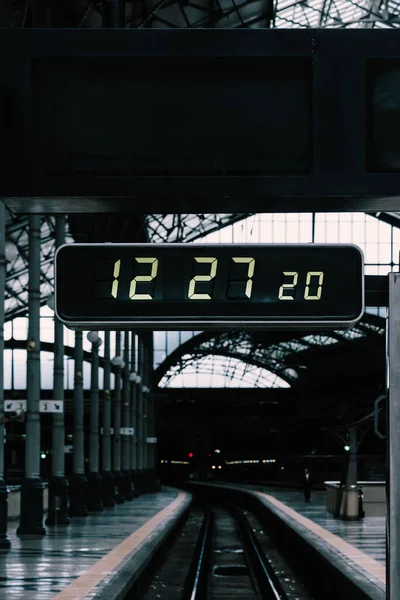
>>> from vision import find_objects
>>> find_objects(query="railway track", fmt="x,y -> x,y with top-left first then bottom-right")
132,501 -> 314,600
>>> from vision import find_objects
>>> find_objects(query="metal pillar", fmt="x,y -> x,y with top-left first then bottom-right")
69,331 -> 88,516
46,216 -> 70,526
87,335 -> 103,511
113,331 -> 124,503
103,0 -> 125,27
387,272 -> 400,600
130,332 -> 139,497
102,331 -> 115,506
17,216 -> 45,536
146,389 -> 156,491
0,202 -> 10,548
136,337 -> 145,492
146,334 -> 158,491
345,426 -> 358,487
142,340 -> 151,491
122,331 -> 132,499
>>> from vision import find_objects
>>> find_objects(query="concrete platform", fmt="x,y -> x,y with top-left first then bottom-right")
0,487 -> 191,600
258,487 -> 386,565
253,488 -> 385,599
190,481 -> 385,600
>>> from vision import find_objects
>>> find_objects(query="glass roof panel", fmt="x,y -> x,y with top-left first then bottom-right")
159,354 -> 291,388
337,328 -> 365,340
146,214 -> 253,244
302,335 -> 339,345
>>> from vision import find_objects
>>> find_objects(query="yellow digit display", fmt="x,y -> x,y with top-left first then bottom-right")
304,271 -> 324,300
111,259 -> 121,299
278,272 -> 298,300
188,257 -> 218,300
129,257 -> 158,300
57,243 -> 363,329
232,257 -> 255,298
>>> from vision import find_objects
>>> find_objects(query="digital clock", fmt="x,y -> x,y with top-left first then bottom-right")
55,243 -> 364,330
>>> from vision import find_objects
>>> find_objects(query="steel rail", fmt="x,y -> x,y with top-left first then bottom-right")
227,503 -> 288,600
181,506 -> 213,600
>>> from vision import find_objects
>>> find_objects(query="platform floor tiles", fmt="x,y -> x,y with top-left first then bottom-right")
259,487 -> 386,565
0,488 -> 180,600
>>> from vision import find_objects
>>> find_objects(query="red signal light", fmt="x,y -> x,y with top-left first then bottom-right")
188,452 -> 194,458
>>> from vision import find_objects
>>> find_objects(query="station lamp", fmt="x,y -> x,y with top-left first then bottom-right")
111,356 -> 125,369
87,331 -> 102,347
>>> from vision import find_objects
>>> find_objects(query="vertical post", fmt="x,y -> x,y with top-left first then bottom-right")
18,215 -> 45,536
102,331 -> 115,506
387,272 -> 400,600
143,337 -> 152,491
122,331 -> 132,499
46,216 -> 70,526
113,331 -> 124,503
130,332 -> 139,497
143,342 -> 149,487
87,334 -> 103,511
69,331 -> 88,516
146,333 -> 158,491
0,202 -> 10,548
103,0 -> 125,27
345,426 -> 357,487
136,337 -> 144,492
147,373 -> 158,489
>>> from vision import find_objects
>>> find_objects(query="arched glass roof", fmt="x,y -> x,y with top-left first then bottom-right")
155,314 -> 384,389
159,354 -> 290,388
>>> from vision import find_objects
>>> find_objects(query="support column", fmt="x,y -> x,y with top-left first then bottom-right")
136,337 -> 144,493
69,331 -> 88,516
130,332 -> 139,497
345,426 -> 357,487
387,272 -> 400,600
0,202 -> 10,548
17,216 -> 45,537
122,331 -> 132,499
102,331 -> 115,506
146,389 -> 156,492
46,217 -> 70,526
146,334 -> 158,491
87,333 -> 103,511
142,341 -> 150,492
112,331 -> 124,503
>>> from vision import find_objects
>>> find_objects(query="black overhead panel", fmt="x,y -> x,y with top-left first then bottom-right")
67,214 -> 148,243
5,29 -> 400,213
